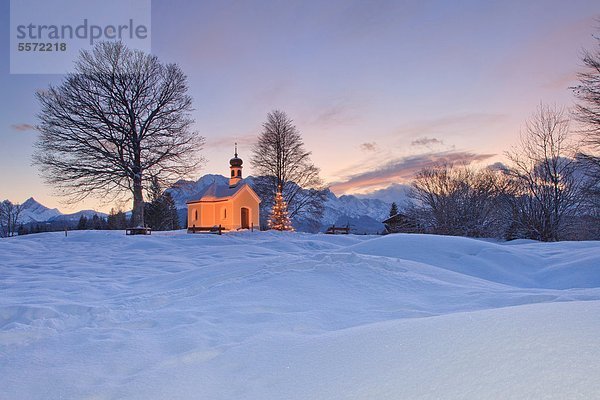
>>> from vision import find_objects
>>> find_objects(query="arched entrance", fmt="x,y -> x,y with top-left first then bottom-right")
241,207 -> 250,229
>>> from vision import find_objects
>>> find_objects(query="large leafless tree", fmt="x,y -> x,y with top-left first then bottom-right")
251,110 -> 326,230
34,42 -> 204,227
506,104 -> 582,241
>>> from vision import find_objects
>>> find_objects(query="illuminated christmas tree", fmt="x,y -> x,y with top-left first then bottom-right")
268,189 -> 294,231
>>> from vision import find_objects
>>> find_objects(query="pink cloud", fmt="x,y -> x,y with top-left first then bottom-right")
329,150 -> 495,194
360,142 -> 377,152
411,137 -> 444,146
11,123 -> 37,132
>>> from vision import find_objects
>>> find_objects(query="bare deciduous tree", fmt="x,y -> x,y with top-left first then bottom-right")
0,200 -> 23,238
34,42 -> 204,227
409,164 -> 509,237
506,104 -> 582,241
572,26 -> 600,157
572,26 -> 600,226
251,110 -> 326,230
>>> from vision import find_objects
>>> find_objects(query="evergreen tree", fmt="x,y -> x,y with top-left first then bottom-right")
91,214 -> 105,230
164,192 -> 181,230
144,201 -> 156,229
389,202 -> 399,218
33,223 -> 48,233
77,215 -> 88,230
116,210 -> 127,229
17,224 -> 28,236
268,189 -> 293,231
107,208 -> 117,229
107,208 -> 127,230
144,177 -> 180,230
145,177 -> 165,230
148,175 -> 162,203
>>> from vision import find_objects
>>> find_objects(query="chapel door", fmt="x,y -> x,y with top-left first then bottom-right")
241,207 -> 249,229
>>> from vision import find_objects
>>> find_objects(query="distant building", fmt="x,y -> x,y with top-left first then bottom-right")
186,146 -> 260,231
382,212 -> 420,234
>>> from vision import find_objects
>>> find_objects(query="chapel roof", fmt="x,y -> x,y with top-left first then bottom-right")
186,179 -> 257,204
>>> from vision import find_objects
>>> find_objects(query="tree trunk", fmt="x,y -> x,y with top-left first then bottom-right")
131,175 -> 145,227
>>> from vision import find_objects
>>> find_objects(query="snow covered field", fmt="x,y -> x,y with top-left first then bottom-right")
1,231 -> 599,399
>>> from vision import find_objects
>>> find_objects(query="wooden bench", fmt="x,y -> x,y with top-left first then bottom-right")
325,225 -> 350,235
187,225 -> 225,235
126,227 -> 152,235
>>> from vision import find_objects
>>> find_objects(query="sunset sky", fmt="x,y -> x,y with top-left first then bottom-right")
1,0 -> 598,212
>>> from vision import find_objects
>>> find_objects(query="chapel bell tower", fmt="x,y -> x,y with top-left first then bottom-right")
229,143 -> 243,187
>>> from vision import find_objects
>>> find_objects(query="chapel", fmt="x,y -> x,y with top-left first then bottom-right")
186,146 -> 260,231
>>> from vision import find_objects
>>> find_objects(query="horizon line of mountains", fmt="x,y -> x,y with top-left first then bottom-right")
8,174 -> 412,234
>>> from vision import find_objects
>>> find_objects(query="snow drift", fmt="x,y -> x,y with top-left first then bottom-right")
1,231 -> 599,399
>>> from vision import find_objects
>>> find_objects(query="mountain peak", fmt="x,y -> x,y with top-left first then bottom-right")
22,197 -> 42,207
19,197 -> 62,223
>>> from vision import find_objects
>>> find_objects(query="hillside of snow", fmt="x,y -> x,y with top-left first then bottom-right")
1,231 -> 599,399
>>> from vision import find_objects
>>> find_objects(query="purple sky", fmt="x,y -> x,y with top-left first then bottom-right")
1,0 -> 599,212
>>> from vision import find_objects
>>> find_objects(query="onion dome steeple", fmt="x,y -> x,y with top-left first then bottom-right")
229,143 -> 243,187
230,143 -> 243,168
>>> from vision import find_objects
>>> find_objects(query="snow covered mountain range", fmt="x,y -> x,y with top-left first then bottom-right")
12,197 -> 107,225
10,175 -> 395,232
